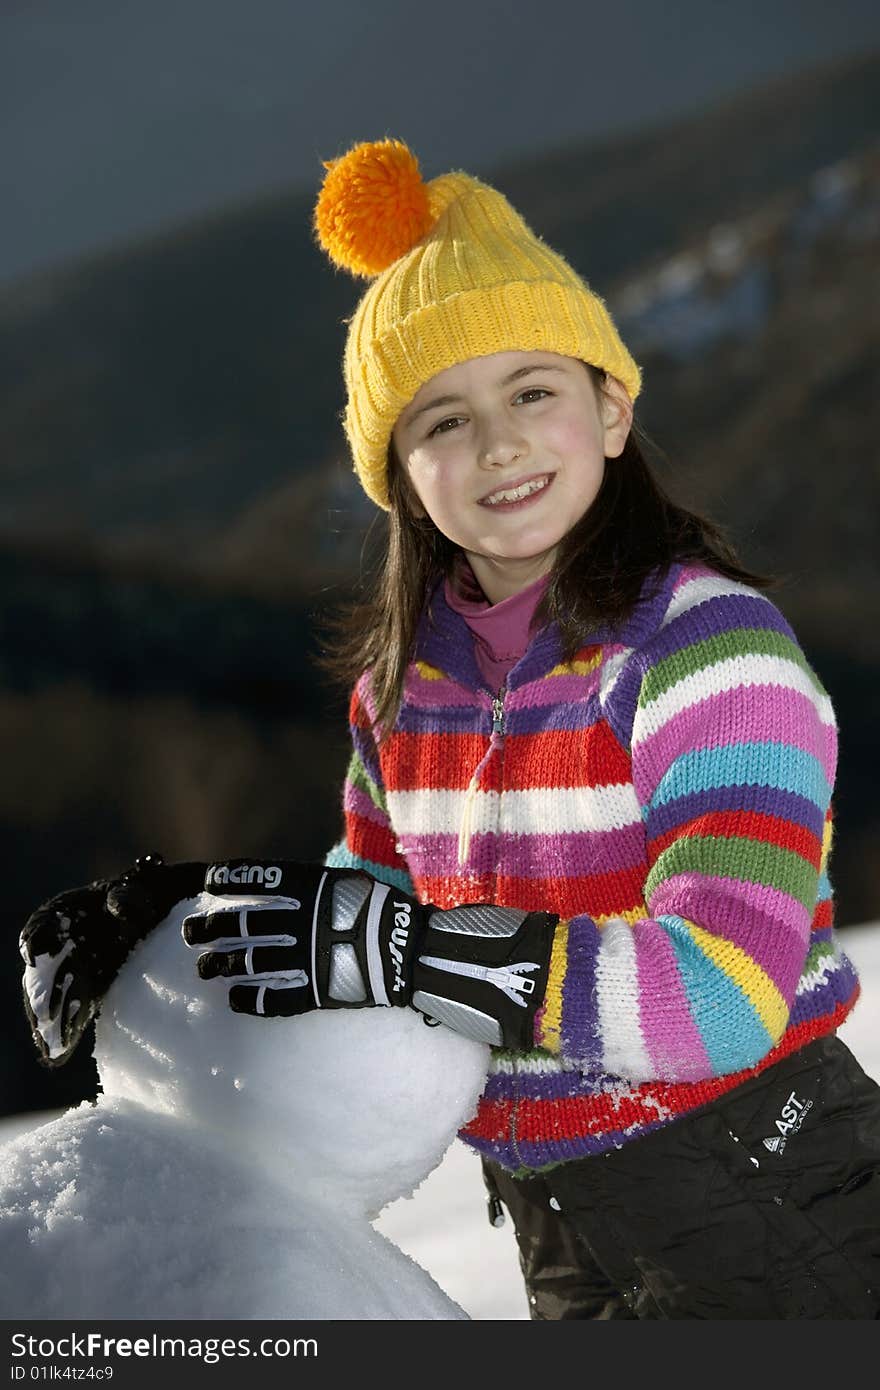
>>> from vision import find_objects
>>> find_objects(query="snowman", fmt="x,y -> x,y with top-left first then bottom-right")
0,893 -> 490,1320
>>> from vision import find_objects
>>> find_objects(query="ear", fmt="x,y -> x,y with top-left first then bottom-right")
599,375 -> 634,459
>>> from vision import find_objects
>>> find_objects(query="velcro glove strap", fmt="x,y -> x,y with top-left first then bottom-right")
19,854 -> 206,1067
185,860 -> 557,1051
413,903 -> 556,1052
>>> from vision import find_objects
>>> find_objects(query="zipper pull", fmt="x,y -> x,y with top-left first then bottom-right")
458,686 -> 506,867
491,685 -> 506,736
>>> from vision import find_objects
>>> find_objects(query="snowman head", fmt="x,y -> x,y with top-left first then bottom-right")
95,895 -> 490,1214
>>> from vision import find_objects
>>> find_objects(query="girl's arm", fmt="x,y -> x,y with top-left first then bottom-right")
184,677 -> 554,1047
535,574 -> 842,1082
181,584 -> 850,1067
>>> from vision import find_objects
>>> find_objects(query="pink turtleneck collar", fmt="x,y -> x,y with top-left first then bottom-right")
443,558 -> 550,692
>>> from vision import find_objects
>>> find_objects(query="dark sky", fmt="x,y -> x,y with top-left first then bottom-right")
3,0 -> 880,283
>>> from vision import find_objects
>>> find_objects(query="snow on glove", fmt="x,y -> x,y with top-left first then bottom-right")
20,853 -> 207,1067
182,859 -> 557,1051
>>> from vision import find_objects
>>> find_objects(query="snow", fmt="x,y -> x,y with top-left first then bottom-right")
0,894 -> 490,1320
1,919 -> 877,1322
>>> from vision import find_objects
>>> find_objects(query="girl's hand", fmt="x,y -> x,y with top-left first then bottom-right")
183,859 -> 557,1050
20,854 -> 207,1066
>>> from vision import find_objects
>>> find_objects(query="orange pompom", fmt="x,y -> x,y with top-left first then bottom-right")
314,139 -> 435,278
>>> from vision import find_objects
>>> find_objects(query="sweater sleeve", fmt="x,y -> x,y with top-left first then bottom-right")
534,574 -> 838,1082
323,674 -> 416,895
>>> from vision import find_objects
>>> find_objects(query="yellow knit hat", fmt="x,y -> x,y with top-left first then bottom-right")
314,139 -> 642,510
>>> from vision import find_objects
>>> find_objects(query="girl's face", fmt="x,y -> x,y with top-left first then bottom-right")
391,350 -> 633,603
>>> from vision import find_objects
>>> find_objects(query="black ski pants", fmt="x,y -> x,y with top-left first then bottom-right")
483,1035 -> 880,1319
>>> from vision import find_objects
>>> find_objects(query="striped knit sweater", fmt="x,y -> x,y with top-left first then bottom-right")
325,561 -> 859,1174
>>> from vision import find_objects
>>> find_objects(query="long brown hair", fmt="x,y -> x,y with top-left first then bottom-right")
318,365 -> 772,736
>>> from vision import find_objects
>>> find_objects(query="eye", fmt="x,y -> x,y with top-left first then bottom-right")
427,415 -> 465,437
515,388 -> 551,404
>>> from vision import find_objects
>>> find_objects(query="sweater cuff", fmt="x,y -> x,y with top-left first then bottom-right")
533,914 -> 602,1061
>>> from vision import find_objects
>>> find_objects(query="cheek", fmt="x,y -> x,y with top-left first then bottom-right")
407,453 -> 454,506
546,414 -> 604,458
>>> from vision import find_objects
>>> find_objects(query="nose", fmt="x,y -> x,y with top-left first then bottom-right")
478,418 -> 527,469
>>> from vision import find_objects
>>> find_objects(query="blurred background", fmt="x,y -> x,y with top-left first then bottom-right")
2,0 -> 879,1117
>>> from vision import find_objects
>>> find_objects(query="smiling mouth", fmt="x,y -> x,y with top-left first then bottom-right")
480,474 -> 553,507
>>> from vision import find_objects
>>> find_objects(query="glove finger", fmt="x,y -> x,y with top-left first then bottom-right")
22,953 -> 83,1065
20,905 -> 75,966
182,910 -> 239,945
195,945 -> 301,979
228,981 -> 314,1017
182,907 -> 301,945
58,995 -> 89,1059
19,926 -> 39,969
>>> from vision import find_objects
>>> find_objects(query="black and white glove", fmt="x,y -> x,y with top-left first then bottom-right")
182,859 -> 557,1051
20,853 -> 207,1067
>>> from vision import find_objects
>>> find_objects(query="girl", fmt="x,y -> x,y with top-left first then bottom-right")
21,139 -> 880,1319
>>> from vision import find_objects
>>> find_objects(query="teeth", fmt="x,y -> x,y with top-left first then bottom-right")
483,476 -> 550,506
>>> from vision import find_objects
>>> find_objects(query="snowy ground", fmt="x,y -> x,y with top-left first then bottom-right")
2,922 -> 878,1322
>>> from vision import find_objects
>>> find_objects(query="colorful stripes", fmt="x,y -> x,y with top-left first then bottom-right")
461,991 -> 859,1171
326,561 -> 859,1172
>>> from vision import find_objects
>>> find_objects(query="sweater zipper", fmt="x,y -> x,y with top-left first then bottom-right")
457,684 -> 506,867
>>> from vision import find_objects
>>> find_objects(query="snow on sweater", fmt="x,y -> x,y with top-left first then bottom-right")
325,561 -> 859,1173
